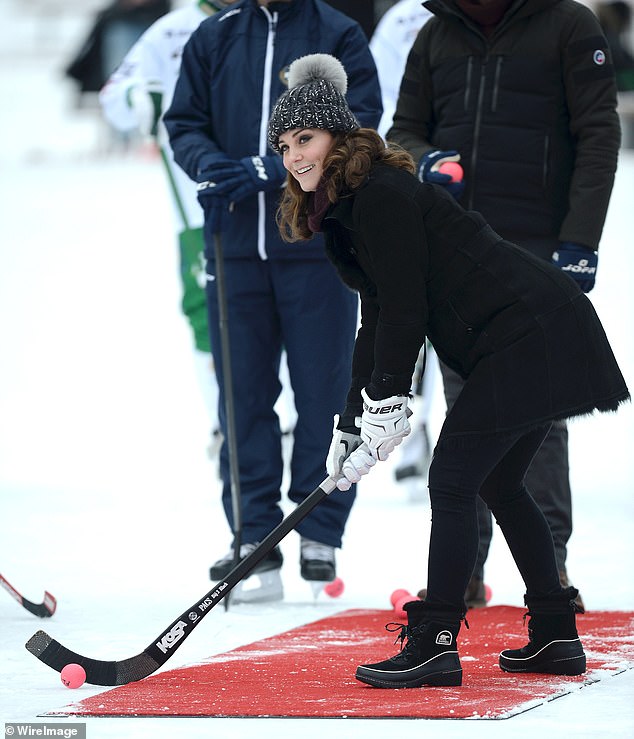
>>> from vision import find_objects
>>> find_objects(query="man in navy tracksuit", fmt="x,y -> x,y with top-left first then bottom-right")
165,0 -> 381,601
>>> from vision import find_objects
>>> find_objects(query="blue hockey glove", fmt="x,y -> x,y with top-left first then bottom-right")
196,191 -> 231,235
552,242 -> 598,293
196,152 -> 246,193
196,153 -> 285,203
417,149 -> 465,199
214,155 -> 286,203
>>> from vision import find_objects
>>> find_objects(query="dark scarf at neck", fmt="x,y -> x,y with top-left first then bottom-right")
455,0 -> 513,36
307,180 -> 331,233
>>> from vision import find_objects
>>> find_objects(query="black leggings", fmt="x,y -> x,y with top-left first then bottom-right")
426,423 -> 562,609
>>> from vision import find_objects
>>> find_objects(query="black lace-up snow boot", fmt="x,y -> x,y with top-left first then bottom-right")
499,586 -> 586,675
355,600 -> 465,688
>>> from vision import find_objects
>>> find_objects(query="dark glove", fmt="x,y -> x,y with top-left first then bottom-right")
552,242 -> 598,292
196,191 -> 231,235
196,152 -> 246,192
417,149 -> 465,199
197,152 -> 285,203
212,155 -> 286,203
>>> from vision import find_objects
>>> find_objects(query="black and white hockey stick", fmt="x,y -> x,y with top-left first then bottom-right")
26,475 -> 339,686
213,231 -> 243,610
1,573 -> 57,618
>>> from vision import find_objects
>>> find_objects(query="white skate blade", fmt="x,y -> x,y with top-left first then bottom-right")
231,570 -> 283,604
307,578 -> 345,600
309,581 -> 325,600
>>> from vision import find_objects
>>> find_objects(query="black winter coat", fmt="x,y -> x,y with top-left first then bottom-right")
388,0 -> 621,254
322,165 -> 629,434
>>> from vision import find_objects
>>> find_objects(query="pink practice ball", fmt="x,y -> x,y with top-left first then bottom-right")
394,593 -> 420,619
390,588 -> 410,607
324,577 -> 344,598
438,161 -> 464,182
60,663 -> 86,689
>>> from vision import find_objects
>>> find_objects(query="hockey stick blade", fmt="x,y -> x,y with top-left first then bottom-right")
26,476 -> 339,685
20,591 -> 57,618
0,574 -> 57,618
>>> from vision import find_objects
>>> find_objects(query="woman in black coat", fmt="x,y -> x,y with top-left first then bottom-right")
268,54 -> 630,690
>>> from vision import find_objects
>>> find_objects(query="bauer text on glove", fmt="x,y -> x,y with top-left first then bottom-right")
360,388 -> 411,462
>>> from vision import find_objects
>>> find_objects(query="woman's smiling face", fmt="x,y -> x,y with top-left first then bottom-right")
278,128 -> 335,192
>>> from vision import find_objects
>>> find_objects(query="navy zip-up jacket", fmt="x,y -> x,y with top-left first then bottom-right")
165,0 -> 382,261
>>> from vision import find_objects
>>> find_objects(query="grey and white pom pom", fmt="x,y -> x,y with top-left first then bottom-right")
287,54 -> 348,95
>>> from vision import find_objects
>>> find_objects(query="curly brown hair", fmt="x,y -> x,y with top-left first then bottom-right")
276,128 -> 415,242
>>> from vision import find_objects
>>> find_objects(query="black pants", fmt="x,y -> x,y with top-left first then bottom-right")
426,423 -> 562,609
439,361 -> 572,576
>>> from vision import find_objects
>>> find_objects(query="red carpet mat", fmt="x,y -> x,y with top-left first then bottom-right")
50,606 -> 634,719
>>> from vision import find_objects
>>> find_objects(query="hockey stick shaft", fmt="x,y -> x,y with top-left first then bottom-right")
213,231 -> 242,607
0,573 -> 56,618
26,476 -> 339,685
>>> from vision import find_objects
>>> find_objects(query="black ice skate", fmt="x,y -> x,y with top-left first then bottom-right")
300,537 -> 336,597
231,570 -> 284,604
356,601 -> 465,689
209,543 -> 283,603
300,537 -> 336,581
499,586 -> 586,675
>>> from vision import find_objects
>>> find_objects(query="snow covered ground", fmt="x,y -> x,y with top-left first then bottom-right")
1,2 -> 633,738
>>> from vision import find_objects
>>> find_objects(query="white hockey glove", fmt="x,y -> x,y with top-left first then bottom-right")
326,415 -> 364,491
360,388 -> 411,461
128,84 -> 163,138
340,444 -> 377,489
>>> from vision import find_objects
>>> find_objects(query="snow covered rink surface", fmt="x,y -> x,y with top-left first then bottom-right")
1,2 -> 633,737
